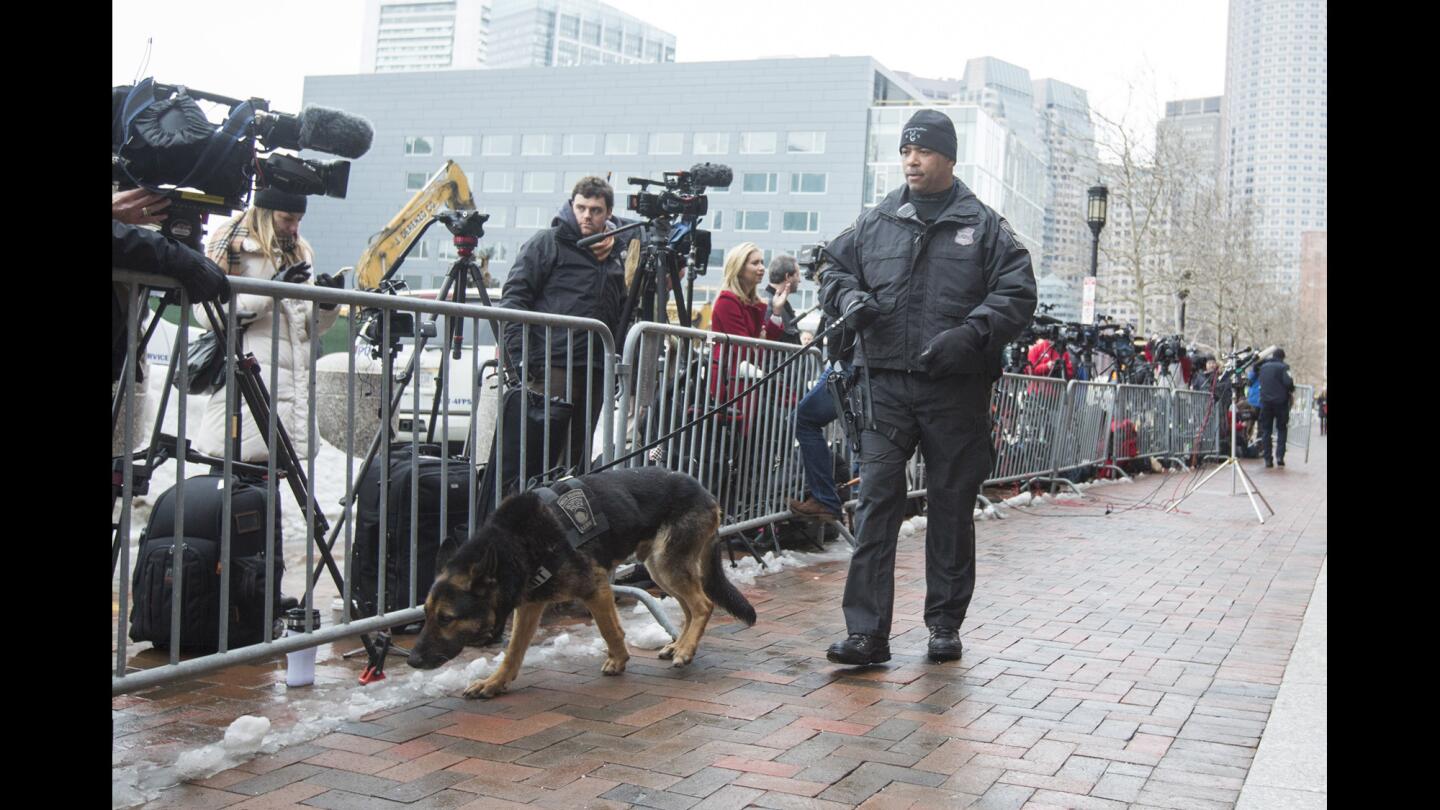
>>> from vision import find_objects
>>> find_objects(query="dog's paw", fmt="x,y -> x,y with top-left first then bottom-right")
601,654 -> 628,675
462,676 -> 509,699
669,648 -> 695,667
657,642 -> 676,660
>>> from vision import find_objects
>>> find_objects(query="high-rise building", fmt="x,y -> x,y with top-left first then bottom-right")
1160,96 -> 1223,178
486,0 -> 676,69
1298,230 -> 1326,384
1035,78 -> 1097,308
359,0 -> 675,73
1221,0 -> 1327,287
361,0 -> 493,73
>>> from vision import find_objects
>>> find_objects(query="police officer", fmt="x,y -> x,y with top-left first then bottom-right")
819,109 -> 1036,665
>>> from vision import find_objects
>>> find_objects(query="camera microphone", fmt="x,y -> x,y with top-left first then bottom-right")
689,162 -> 733,189
296,106 -> 375,159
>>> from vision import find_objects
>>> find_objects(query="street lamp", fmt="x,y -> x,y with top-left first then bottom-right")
1082,184 -> 1108,324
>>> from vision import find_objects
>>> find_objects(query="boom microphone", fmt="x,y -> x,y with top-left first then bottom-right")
296,105 -> 375,159
689,162 -> 733,189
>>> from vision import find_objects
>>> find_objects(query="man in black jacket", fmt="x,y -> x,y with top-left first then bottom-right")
500,176 -> 628,469
819,109 -> 1036,665
761,254 -> 803,345
1256,347 -> 1296,467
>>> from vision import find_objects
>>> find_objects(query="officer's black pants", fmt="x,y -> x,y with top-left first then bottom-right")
842,369 -> 994,637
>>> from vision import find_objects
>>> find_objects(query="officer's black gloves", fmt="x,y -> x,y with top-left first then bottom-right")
182,254 -> 232,304
920,323 -> 985,378
313,271 -> 345,310
841,293 -> 881,330
275,261 -> 312,284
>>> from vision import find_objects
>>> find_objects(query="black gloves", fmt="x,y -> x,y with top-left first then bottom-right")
313,271 -> 345,310
920,324 -> 985,378
182,255 -> 232,305
275,262 -> 312,284
841,293 -> 881,330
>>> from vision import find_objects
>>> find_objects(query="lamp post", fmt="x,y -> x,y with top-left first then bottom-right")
1082,185 -> 1108,325
1177,286 -> 1190,335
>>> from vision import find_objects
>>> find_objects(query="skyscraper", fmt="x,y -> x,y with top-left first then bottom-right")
1221,0 -> 1327,287
361,0 -> 494,72
1160,96 -> 1223,178
485,0 -> 675,69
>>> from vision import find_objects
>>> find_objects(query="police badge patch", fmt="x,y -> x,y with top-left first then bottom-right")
955,227 -> 976,246
556,489 -> 597,535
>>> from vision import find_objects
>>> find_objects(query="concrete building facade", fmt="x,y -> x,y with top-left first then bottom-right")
486,0 -> 676,69
298,57 -> 1049,309
361,0 -> 493,72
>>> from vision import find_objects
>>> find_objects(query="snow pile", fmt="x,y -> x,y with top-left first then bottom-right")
113,715 -> 270,809
722,544 -> 852,587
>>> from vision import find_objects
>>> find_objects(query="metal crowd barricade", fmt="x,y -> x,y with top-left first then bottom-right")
111,270 -> 618,696
1113,384 -> 1174,469
988,373 -> 1068,486
1288,383 -> 1314,463
1048,379 -> 1124,485
1170,388 -> 1219,466
614,322 -> 821,536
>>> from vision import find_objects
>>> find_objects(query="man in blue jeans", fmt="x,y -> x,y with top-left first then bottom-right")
789,363 -> 850,520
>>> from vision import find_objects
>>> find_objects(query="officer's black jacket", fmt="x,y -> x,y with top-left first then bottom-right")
818,180 -> 1036,377
1256,359 -> 1295,405
500,203 -> 628,372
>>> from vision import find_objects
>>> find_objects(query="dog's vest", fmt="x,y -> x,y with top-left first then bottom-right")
524,477 -> 610,591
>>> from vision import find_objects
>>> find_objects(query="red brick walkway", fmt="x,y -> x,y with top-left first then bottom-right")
117,433 -> 1327,809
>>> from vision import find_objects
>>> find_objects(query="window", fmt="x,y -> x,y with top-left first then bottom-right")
521,134 -> 552,156
516,206 -> 545,229
482,171 -> 513,193
413,241 -> 431,259
790,172 -> 827,194
404,136 -> 435,156
740,132 -> 777,154
694,132 -> 729,155
649,132 -> 683,155
482,134 -> 513,156
605,133 -> 637,155
559,13 -> 579,38
583,19 -> 601,45
442,135 -> 471,156
709,210 -> 723,230
787,131 -> 826,154
742,172 -> 778,193
735,210 -> 770,231
782,211 -> 820,233
524,171 -> 556,193
406,172 -> 428,191
564,133 -> 595,155
479,207 -> 507,228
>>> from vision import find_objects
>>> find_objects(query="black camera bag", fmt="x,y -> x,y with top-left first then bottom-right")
129,474 -> 283,652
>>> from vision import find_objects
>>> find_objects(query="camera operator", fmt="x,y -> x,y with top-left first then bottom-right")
819,110 -> 1036,666
1256,347 -> 1296,467
111,188 -> 232,384
192,188 -> 341,463
760,255 -> 803,346
500,176 -> 628,468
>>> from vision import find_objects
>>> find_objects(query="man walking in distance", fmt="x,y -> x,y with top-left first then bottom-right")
500,176 -> 628,469
819,109 -> 1036,665
1256,347 -> 1296,467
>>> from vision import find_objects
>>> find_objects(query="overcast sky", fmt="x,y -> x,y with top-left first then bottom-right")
113,0 -> 1228,136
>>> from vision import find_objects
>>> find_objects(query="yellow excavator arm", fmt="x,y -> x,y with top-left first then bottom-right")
353,160 -> 476,290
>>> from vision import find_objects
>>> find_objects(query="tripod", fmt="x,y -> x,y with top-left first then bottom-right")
580,214 -> 694,330
1168,376 -> 1274,524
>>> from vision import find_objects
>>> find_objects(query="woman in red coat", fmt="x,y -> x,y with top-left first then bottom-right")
709,242 -> 791,427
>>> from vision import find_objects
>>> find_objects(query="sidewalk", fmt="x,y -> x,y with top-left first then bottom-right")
116,431 -> 1327,809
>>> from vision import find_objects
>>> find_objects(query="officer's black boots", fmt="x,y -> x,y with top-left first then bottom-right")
927,626 -> 963,662
826,634 -> 891,665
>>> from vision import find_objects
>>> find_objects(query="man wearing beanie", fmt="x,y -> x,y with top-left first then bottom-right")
819,109 -> 1036,665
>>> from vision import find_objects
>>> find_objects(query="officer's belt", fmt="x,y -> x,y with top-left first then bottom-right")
525,477 -> 610,591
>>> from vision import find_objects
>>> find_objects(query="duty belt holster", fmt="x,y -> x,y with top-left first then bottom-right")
524,477 -> 609,591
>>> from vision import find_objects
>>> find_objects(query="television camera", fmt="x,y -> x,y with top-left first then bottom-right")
112,78 -> 374,248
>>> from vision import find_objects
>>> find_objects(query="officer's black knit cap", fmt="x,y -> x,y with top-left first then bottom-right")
899,109 -> 958,162
254,186 -> 308,214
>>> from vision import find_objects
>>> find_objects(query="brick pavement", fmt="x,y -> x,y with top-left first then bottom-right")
117,432 -> 1326,809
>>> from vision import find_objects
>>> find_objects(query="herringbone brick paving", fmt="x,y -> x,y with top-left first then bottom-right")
118,434 -> 1326,809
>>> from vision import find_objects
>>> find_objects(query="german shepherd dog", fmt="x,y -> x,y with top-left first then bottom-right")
406,467 -> 757,698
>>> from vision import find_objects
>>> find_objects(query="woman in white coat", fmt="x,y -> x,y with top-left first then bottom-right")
194,187 -> 341,463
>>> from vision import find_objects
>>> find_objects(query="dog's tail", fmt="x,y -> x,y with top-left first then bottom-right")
704,526 -> 757,626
